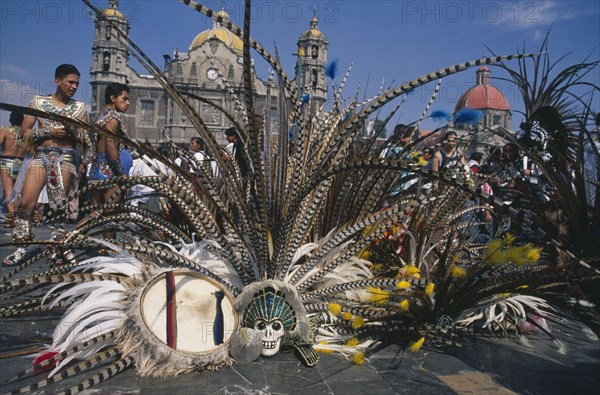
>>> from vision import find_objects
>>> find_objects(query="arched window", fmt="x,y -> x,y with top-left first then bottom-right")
311,45 -> 319,59
103,52 -> 111,72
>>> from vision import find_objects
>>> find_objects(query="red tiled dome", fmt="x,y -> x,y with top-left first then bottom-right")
455,66 -> 510,112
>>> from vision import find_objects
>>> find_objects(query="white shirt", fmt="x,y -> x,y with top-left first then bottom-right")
127,155 -> 166,206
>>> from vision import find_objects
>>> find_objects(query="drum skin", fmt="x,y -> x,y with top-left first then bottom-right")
140,271 -> 237,354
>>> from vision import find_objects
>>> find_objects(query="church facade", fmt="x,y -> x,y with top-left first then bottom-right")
90,1 -> 329,145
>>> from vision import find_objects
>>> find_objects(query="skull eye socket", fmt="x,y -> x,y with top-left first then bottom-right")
256,321 -> 267,330
272,322 -> 282,331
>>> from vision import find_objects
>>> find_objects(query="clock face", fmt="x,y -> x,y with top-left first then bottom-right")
207,68 -> 218,81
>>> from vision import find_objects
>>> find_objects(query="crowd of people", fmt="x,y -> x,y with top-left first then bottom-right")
384,123 -> 587,246
0,63 -> 245,266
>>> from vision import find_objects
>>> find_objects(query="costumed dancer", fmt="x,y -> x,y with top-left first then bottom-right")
86,83 -> 131,240
0,110 -> 25,228
5,64 -> 88,265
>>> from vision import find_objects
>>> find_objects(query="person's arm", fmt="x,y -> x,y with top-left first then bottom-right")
0,128 -> 6,148
76,112 -> 91,168
103,118 -> 120,163
431,152 -> 441,172
20,113 -> 37,139
103,118 -> 126,176
21,107 -> 68,142
431,152 -> 442,191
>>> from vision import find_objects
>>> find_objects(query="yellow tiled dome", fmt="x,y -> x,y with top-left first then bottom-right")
103,7 -> 124,19
190,10 -> 243,53
303,16 -> 323,38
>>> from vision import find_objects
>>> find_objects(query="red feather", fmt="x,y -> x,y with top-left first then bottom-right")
33,351 -> 58,372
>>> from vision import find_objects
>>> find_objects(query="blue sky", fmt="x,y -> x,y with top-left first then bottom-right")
1,0 -> 599,131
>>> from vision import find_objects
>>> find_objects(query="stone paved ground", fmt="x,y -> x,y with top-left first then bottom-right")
1,224 -> 599,394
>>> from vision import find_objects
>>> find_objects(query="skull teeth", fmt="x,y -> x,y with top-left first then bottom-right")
262,341 -> 277,349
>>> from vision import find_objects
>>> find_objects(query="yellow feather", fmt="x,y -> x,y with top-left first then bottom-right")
366,286 -> 389,306
352,351 -> 365,365
358,249 -> 371,260
504,233 -> 516,245
399,299 -> 409,311
399,265 -> 420,277
409,337 -> 425,352
485,239 -> 505,265
346,337 -> 360,347
525,245 -> 542,263
396,280 -> 411,290
343,312 -> 353,321
352,316 -> 365,329
451,265 -> 466,277
328,303 -> 342,316
425,283 -> 435,296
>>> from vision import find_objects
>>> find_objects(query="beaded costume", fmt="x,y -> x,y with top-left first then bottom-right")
0,156 -> 23,180
12,95 -> 87,242
0,126 -> 24,180
89,108 -> 128,180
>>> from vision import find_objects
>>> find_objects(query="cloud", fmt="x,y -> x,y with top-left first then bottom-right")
1,64 -> 29,76
476,1 -> 594,31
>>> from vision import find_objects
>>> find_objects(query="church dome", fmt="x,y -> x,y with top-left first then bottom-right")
189,10 -> 243,53
103,8 -> 124,19
104,1 -> 125,20
455,66 -> 510,112
301,16 -> 323,38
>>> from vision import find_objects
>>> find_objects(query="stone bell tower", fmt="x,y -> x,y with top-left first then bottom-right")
90,0 -> 130,112
294,13 -> 328,109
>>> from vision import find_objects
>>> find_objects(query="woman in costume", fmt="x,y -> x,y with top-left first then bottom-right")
86,82 -> 131,239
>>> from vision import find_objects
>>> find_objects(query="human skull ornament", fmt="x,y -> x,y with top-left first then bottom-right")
255,318 -> 284,356
235,280 -> 312,360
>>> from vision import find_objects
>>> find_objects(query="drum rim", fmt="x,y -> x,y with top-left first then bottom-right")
139,270 -> 238,356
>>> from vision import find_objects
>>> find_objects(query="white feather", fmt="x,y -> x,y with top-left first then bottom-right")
48,281 -> 125,309
52,301 -> 123,347
59,310 -> 125,352
48,337 -> 112,378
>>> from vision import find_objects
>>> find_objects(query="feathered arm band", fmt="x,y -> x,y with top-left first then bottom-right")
21,127 -> 51,153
